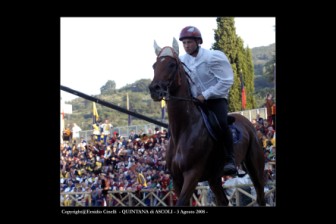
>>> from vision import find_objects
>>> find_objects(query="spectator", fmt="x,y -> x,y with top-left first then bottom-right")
92,122 -> 101,142
63,124 -> 72,143
72,123 -> 82,144
60,120 -> 275,206
101,119 -> 112,145
264,93 -> 274,126
223,174 -> 253,206
128,130 -> 138,142
90,186 -> 101,206
256,113 -> 264,126
271,103 -> 276,129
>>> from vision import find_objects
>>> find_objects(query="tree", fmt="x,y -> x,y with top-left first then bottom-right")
131,79 -> 151,92
100,80 -> 116,95
212,17 -> 257,111
244,47 -> 257,109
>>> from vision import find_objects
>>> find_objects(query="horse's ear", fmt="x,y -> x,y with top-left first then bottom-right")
172,37 -> 179,55
154,40 -> 162,56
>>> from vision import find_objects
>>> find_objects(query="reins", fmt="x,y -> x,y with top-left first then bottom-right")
156,55 -> 199,103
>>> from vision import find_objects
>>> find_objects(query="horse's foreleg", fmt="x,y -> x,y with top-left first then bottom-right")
208,177 -> 229,206
175,171 -> 200,206
172,174 -> 183,198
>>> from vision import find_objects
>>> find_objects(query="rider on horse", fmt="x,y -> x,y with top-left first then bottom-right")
178,26 -> 237,175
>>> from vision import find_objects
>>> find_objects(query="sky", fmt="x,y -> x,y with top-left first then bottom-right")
61,17 -> 275,102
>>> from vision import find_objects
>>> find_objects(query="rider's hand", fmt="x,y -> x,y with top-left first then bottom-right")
197,94 -> 205,103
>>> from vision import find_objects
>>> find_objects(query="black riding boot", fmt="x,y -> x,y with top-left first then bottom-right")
223,128 -> 237,175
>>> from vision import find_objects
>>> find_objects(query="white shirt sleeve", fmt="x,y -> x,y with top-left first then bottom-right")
202,50 -> 234,100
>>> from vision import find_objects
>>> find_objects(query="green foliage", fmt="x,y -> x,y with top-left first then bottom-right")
263,55 -> 276,82
213,17 -> 238,62
251,44 -> 275,76
120,79 -> 152,93
212,17 -> 258,112
100,80 -> 116,95
227,63 -> 240,111
252,44 -> 275,102
64,80 -> 163,128
253,87 -> 275,107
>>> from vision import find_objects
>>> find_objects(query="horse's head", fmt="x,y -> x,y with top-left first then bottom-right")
149,38 -> 182,101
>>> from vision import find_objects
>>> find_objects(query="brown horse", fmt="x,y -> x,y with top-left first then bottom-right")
149,38 -> 266,206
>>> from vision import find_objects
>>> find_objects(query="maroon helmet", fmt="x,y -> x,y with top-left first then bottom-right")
179,26 -> 203,44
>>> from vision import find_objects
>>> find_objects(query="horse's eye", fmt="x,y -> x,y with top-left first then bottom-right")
169,62 -> 176,68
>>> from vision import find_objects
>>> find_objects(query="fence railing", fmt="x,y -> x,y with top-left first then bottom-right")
60,182 -> 275,207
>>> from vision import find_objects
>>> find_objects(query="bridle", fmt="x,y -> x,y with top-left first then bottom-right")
152,51 -> 198,103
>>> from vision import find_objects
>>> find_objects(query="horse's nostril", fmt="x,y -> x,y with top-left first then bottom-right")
150,83 -> 160,91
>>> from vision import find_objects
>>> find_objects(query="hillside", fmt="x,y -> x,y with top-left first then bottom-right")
63,79 -> 163,130
252,43 -> 275,77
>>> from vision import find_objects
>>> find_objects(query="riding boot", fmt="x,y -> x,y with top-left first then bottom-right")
223,128 -> 238,175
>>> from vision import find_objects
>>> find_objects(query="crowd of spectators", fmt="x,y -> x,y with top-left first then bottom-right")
60,113 -> 276,207
60,128 -> 175,206
252,114 -> 276,182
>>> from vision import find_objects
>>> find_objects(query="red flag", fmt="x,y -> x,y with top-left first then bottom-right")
241,86 -> 246,110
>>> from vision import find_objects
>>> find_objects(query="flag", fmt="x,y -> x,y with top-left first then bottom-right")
93,102 -> 99,124
240,71 -> 246,110
161,98 -> 166,122
137,172 -> 147,187
127,92 -> 131,126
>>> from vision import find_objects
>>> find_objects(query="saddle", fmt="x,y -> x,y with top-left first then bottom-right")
198,105 -> 241,143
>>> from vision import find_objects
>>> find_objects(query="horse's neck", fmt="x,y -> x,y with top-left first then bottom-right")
167,79 -> 198,130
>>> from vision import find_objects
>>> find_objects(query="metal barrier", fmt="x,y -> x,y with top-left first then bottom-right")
230,107 -> 267,122
77,108 -> 267,142
78,124 -> 158,142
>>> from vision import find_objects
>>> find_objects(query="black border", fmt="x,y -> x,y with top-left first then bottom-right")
32,15 -> 295,219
